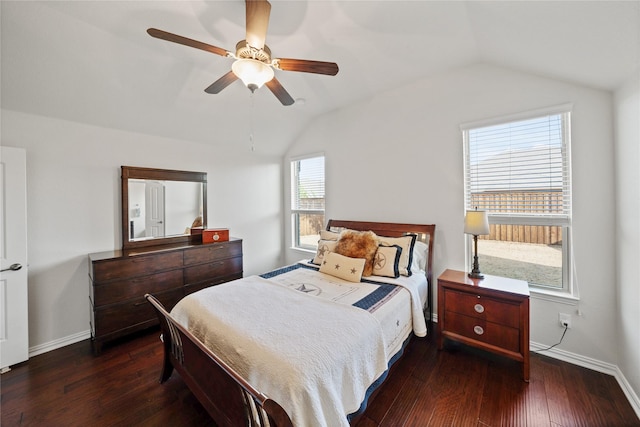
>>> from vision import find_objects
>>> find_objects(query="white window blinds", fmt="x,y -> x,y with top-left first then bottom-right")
291,156 -> 325,211
464,112 -> 571,218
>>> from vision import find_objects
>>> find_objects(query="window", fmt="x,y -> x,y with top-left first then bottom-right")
462,107 -> 572,292
291,154 -> 325,251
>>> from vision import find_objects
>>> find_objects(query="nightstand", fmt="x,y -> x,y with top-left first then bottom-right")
437,269 -> 530,381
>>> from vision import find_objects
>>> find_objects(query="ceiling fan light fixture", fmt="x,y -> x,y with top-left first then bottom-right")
231,58 -> 274,92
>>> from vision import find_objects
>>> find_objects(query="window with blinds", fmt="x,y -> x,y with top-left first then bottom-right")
291,155 -> 325,250
462,109 -> 573,291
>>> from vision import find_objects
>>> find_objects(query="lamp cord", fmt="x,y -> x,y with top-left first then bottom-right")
538,324 -> 568,352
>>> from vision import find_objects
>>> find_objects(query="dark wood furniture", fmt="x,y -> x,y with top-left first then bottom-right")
145,220 -> 436,427
89,238 -> 242,354
437,269 -> 530,381
121,166 -> 207,250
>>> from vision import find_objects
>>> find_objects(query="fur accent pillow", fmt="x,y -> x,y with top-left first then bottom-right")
334,230 -> 379,276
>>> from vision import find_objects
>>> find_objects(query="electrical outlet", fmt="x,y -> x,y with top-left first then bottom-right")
559,312 -> 572,329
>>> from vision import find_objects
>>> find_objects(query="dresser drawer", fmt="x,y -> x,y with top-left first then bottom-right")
92,269 -> 183,307
93,288 -> 184,336
183,240 -> 242,266
444,289 -> 521,328
184,256 -> 243,284
92,251 -> 184,282
445,311 -> 520,353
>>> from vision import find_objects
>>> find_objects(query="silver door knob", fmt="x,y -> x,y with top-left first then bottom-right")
1,263 -> 22,272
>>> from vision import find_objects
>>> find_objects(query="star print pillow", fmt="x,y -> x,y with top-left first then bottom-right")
312,239 -> 338,265
319,252 -> 366,282
372,244 -> 403,278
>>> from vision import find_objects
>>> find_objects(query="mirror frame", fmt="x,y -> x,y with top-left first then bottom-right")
121,166 -> 207,250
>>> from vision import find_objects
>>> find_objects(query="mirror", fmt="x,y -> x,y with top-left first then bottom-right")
121,166 -> 207,249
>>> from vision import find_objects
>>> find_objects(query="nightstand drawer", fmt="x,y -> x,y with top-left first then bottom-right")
445,311 -> 520,353
444,289 -> 521,328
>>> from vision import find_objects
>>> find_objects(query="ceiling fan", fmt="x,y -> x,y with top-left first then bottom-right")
147,0 -> 339,106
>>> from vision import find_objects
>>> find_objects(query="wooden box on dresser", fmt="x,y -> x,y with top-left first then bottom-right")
89,238 -> 242,354
437,269 -> 530,381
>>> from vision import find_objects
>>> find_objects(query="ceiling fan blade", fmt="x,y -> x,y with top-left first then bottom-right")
204,71 -> 239,94
147,28 -> 229,57
265,78 -> 294,106
245,0 -> 271,50
275,58 -> 339,76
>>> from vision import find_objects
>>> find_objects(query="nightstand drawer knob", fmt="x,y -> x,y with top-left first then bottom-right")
473,325 -> 484,335
474,303 -> 485,313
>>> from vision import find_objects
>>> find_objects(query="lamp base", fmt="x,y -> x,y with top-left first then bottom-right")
468,271 -> 484,279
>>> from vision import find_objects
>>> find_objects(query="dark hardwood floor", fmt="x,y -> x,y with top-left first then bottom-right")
1,329 -> 638,426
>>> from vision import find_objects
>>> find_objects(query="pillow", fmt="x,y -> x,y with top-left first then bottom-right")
377,234 -> 417,276
312,239 -> 337,265
372,245 -> 402,278
411,239 -> 430,274
319,252 -> 365,282
334,230 -> 379,276
320,230 -> 341,241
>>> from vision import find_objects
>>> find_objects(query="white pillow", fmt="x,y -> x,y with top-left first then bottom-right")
320,230 -> 341,241
377,234 -> 417,276
411,239 -> 430,274
372,245 -> 402,278
312,239 -> 337,265
319,252 -> 365,282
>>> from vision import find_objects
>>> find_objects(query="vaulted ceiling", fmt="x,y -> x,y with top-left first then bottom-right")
2,1 -> 639,154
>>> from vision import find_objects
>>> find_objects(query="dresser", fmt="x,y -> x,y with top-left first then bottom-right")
437,269 -> 530,381
89,238 -> 242,354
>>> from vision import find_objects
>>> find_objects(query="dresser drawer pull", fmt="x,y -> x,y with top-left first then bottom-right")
473,325 -> 484,335
474,303 -> 485,313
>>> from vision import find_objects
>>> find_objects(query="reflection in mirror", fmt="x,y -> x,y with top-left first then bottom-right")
121,166 -> 207,249
128,180 -> 204,240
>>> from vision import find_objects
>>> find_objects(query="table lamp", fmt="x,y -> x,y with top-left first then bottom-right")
464,209 -> 490,279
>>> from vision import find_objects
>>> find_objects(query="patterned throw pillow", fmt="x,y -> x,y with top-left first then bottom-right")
312,239 -> 337,265
372,245 -> 402,278
319,252 -> 365,282
377,234 -> 417,276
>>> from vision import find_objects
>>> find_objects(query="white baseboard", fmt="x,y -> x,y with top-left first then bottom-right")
531,341 -> 640,420
28,330 -> 91,358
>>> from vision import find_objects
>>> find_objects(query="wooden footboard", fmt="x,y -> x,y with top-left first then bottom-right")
145,294 -> 293,427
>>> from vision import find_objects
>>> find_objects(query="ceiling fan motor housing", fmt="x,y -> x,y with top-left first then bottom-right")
235,40 -> 271,64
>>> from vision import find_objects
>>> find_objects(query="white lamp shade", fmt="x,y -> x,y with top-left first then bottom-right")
464,210 -> 490,235
231,59 -> 274,90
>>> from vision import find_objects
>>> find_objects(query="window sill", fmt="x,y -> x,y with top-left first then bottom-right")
530,287 -> 580,305
290,247 -> 316,255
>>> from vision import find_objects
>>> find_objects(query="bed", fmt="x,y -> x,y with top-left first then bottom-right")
146,219 -> 435,426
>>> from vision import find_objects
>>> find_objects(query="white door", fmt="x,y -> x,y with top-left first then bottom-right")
145,181 -> 165,237
0,147 -> 29,371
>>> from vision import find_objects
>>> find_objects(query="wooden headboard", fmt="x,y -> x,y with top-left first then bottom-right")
326,219 -> 435,284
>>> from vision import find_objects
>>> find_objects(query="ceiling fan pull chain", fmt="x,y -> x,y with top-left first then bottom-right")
249,92 -> 255,152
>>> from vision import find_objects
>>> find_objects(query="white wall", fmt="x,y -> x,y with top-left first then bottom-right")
1,110 -> 283,351
285,63 -> 618,364
614,75 -> 640,405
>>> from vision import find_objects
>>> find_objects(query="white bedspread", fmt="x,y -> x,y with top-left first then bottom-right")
171,275 -> 389,427
284,261 -> 429,337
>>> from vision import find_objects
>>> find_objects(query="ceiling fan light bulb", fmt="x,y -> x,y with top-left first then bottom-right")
232,59 -> 274,91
